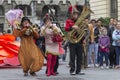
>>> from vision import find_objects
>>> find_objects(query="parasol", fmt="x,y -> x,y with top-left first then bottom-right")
5,9 -> 23,28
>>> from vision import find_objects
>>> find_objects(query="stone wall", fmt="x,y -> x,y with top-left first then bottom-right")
90,0 -> 110,20
0,0 -> 71,32
118,0 -> 120,21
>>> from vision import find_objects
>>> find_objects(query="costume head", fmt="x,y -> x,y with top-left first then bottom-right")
21,17 -> 30,23
20,17 -> 31,27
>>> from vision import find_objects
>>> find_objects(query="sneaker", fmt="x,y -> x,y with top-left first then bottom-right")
105,66 -> 109,69
70,71 -> 76,75
115,65 -> 120,69
76,72 -> 85,75
95,64 -> 99,67
100,66 -> 104,69
87,64 -> 91,68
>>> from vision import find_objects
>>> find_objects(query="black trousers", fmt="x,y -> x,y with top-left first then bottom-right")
54,56 -> 59,72
109,45 -> 116,66
69,43 -> 83,73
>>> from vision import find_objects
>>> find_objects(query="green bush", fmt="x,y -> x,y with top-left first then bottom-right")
98,17 -> 111,28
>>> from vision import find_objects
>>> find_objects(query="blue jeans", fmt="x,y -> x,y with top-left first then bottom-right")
88,42 -> 98,64
115,46 -> 120,65
99,51 -> 109,66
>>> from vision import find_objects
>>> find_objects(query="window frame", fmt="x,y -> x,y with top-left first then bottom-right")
14,5 -> 32,16
110,0 -> 118,18
0,6 -> 4,16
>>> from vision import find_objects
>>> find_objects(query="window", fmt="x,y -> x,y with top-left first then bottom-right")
41,5 -> 60,20
15,5 -> 32,16
110,0 -> 118,18
0,6 -> 4,16
0,23 -> 4,32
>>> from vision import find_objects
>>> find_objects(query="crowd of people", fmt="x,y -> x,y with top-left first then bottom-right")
86,18 -> 119,70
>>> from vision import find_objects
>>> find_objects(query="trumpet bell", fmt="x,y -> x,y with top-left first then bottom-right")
24,28 -> 32,36
68,29 -> 86,43
68,6 -> 93,43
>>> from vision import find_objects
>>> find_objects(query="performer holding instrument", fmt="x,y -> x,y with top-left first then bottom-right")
41,15 -> 63,76
65,6 -> 93,75
13,17 -> 44,76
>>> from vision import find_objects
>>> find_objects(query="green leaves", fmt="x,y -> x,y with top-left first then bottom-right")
98,17 -> 111,27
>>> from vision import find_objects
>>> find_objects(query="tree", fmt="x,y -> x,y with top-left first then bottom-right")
98,17 -> 111,28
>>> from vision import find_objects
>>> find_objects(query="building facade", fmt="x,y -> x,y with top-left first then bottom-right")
1,0 -> 120,32
90,0 -> 120,20
0,0 -> 74,32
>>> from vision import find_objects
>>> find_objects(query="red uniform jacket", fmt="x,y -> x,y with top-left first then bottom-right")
65,18 -> 85,43
65,18 -> 74,31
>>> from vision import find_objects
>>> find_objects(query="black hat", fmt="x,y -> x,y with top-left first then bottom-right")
20,17 -> 31,27
21,17 -> 30,23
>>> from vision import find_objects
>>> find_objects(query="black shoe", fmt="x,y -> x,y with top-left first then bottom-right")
55,72 -> 59,74
109,66 -> 113,69
24,73 -> 28,76
30,72 -> 37,76
76,72 -> 85,75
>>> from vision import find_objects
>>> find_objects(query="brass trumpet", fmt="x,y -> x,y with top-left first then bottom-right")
68,6 -> 94,43
24,24 -> 38,36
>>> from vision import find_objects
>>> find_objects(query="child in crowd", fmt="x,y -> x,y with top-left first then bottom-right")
98,27 -> 110,69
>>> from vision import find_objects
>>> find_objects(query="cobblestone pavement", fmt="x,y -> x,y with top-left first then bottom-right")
37,77 -> 83,80
0,61 -> 120,80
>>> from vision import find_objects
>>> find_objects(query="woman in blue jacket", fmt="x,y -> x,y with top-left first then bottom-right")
112,22 -> 120,69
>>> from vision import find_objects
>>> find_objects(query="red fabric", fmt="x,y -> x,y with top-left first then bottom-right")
52,34 -> 63,42
69,6 -> 73,13
46,54 -> 52,76
0,34 -> 20,66
65,19 -> 74,31
51,55 -> 56,75
0,40 -> 18,58
4,56 -> 20,66
68,5 -> 77,13
59,43 -> 65,54
0,60 -> 4,64
99,47 -> 109,53
46,54 -> 57,76
0,34 -> 15,42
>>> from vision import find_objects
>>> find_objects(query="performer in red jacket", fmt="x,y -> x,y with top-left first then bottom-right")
65,8 -> 85,75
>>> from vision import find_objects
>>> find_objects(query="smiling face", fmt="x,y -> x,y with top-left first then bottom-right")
116,22 -> 120,30
102,28 -> 107,35
97,21 -> 102,26
110,18 -> 114,24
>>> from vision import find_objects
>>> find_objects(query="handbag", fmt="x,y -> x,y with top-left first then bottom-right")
100,47 -> 109,53
52,34 -> 63,42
